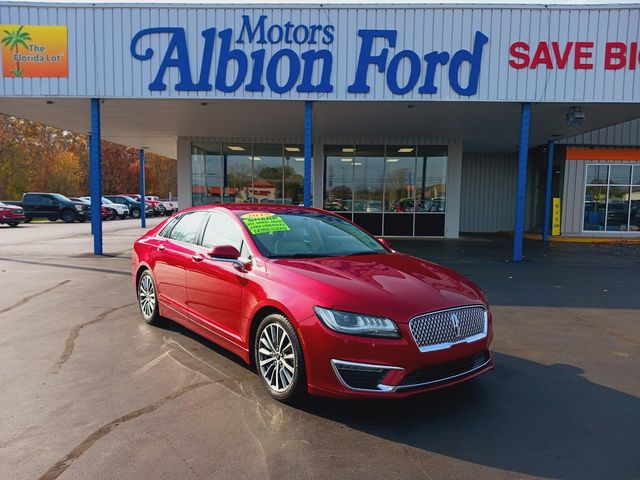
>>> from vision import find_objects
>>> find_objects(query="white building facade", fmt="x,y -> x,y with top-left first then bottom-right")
1,3 -> 640,240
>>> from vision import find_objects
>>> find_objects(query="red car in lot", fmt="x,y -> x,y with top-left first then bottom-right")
0,202 -> 26,227
132,205 -> 493,401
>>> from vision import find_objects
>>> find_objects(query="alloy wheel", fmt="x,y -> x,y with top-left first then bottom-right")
257,322 -> 296,393
138,274 -> 156,320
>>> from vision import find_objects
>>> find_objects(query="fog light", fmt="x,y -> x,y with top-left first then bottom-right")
331,359 -> 404,392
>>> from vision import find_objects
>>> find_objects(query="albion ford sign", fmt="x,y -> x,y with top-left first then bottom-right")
130,15 -> 488,96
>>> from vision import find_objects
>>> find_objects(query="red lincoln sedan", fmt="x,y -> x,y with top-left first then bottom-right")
132,205 -> 493,401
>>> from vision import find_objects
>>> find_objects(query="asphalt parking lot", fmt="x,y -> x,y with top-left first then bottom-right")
1,220 -> 638,480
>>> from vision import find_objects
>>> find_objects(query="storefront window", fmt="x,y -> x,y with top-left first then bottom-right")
324,144 -> 448,236
416,146 -> 448,213
252,144 -> 284,204
191,142 -> 223,205
284,145 -> 305,205
191,142 -> 305,206
224,143 -> 253,203
583,164 -> 639,232
324,145 -> 355,216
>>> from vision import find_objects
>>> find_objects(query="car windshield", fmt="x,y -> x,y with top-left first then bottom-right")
52,193 -> 72,202
238,211 -> 387,259
101,197 -> 114,204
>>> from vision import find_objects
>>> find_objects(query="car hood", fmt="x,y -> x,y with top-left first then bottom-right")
1,204 -> 23,211
268,253 -> 485,323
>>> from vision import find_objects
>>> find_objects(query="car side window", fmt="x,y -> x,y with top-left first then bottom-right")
201,212 -> 249,257
158,217 -> 180,238
167,211 -> 208,245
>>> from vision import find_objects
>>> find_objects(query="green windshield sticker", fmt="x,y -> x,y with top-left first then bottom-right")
242,213 -> 291,235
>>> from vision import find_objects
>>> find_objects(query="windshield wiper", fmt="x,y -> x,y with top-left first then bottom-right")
344,251 -> 382,256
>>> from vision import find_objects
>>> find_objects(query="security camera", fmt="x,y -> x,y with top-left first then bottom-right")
566,107 -> 585,126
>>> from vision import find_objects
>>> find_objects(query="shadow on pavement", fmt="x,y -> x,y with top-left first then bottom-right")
393,236 -> 640,309
151,313 -> 640,480
299,351 -> 640,480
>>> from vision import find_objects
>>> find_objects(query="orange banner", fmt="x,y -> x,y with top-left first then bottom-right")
566,147 -> 640,161
1,25 -> 67,78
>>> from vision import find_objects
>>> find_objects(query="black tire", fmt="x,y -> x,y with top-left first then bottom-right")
48,216 -> 58,222
137,270 -> 159,325
61,209 -> 77,223
9,222 -> 18,228
109,210 -> 117,220
131,208 -> 141,219
24,217 -> 32,223
254,314 -> 306,403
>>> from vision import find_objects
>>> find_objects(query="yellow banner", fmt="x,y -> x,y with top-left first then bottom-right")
552,198 -> 561,236
1,25 -> 68,78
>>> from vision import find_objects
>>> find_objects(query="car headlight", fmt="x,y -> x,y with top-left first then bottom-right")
314,306 -> 400,338
74,204 -> 85,211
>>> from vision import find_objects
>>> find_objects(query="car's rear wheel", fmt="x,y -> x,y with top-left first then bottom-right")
137,270 -> 159,325
255,314 -> 306,402
61,209 -> 77,223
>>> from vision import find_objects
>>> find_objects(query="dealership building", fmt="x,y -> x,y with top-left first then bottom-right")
1,2 -> 640,257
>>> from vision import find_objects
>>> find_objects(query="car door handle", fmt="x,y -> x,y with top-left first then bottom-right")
157,244 -> 165,251
191,254 -> 204,262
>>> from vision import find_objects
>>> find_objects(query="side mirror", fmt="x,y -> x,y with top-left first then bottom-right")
208,245 -> 241,259
208,245 -> 251,272
377,237 -> 392,250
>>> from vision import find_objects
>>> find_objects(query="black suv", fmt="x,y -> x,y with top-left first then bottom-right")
22,193 -> 90,223
103,195 -> 152,219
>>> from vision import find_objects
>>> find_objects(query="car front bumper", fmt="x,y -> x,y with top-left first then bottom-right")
298,314 -> 494,399
0,214 -> 25,224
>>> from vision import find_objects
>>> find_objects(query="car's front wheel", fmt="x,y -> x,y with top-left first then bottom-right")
61,209 -> 77,223
131,208 -> 141,218
137,270 -> 159,325
255,314 -> 306,402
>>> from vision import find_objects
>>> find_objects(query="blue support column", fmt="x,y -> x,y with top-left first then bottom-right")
513,102 -> 531,262
139,149 -> 146,228
303,101 -> 313,208
89,98 -> 102,255
542,141 -> 555,242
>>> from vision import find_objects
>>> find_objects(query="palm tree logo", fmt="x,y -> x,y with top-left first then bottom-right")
1,25 -> 31,77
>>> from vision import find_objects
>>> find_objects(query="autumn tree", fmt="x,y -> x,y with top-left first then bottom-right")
0,114 -> 177,200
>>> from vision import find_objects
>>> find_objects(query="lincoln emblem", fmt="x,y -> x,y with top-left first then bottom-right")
451,313 -> 461,337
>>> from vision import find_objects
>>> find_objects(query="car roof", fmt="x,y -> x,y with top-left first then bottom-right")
185,203 -> 328,216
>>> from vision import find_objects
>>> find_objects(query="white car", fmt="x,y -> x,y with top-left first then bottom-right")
146,195 -> 178,216
80,196 -> 130,219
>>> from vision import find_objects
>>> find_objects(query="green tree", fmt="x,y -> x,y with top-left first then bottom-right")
1,25 -> 31,77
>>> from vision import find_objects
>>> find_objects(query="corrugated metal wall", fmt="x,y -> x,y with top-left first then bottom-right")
460,153 -> 518,232
1,4 -> 639,102
561,118 -> 640,146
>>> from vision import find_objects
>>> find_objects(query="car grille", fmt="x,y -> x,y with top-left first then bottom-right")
397,350 -> 491,391
409,305 -> 487,352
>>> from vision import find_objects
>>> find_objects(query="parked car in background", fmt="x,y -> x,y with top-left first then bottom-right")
146,195 -> 178,215
21,193 -> 90,223
124,194 -> 165,216
0,201 -> 26,227
78,196 -> 129,219
104,195 -> 152,219
71,197 -> 114,220
132,205 -> 493,402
